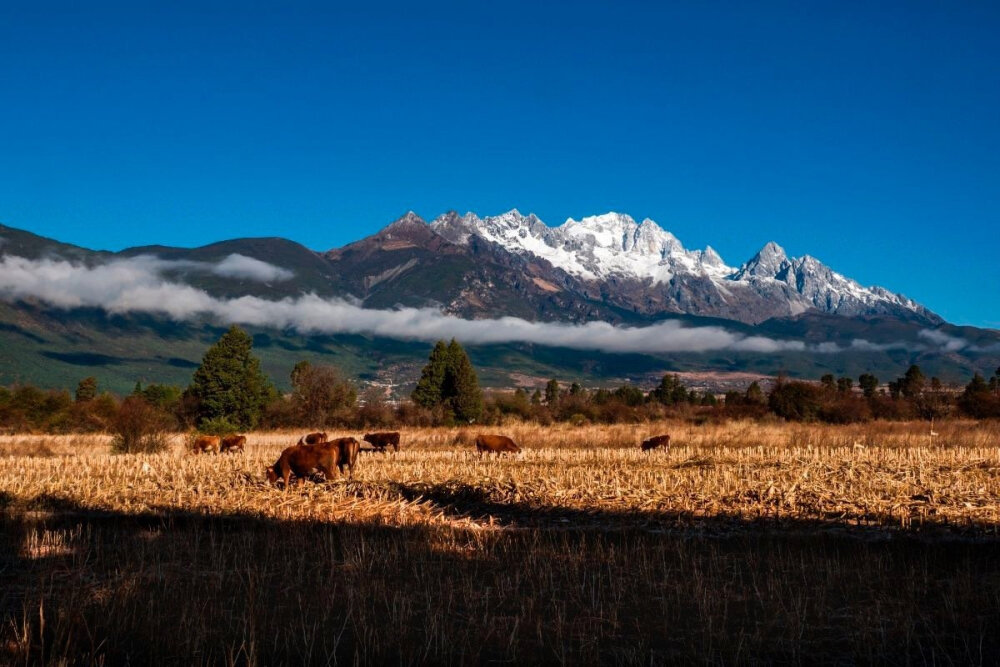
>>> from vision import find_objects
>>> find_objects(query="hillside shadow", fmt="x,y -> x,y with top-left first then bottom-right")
41,350 -> 125,366
163,356 -> 198,368
0,322 -> 45,343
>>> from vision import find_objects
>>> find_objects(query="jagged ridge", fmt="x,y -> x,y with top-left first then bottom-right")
427,210 -> 940,325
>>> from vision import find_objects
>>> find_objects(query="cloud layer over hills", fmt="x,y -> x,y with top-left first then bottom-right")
0,253 -> 973,355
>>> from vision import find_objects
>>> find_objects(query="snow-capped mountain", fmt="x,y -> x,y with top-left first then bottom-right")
428,209 -> 940,325
431,210 -> 733,282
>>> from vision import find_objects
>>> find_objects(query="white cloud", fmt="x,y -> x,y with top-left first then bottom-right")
918,328 -> 1000,354
918,329 -> 969,352
211,254 -> 294,282
0,252 -> 917,355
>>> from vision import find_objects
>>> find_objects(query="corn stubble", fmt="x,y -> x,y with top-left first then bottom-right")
2,420 -> 999,664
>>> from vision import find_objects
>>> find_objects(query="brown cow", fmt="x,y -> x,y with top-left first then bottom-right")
191,434 -> 220,454
640,434 -> 670,452
475,434 -> 521,455
220,434 -> 246,453
266,440 -> 341,488
363,431 -> 400,452
298,431 -> 328,446
332,437 -> 361,478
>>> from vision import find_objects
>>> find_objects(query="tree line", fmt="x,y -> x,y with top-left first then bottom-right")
2,326 -> 999,439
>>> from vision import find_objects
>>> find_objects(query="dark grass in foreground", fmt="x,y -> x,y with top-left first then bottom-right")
2,506 -> 999,666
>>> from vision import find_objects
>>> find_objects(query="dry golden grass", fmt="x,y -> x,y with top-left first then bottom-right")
3,420 -> 999,535
4,421 -> 1000,664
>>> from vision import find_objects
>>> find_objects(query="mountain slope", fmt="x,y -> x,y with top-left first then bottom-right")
324,213 -> 649,323
1,213 -> 993,393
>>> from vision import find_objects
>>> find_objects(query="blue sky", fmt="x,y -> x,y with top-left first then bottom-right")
1,2 -> 998,327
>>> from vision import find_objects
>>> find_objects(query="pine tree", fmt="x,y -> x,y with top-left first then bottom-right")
411,339 -> 483,422
444,339 -> 483,423
186,325 -> 274,430
649,374 -> 688,405
411,341 -> 449,408
544,379 -> 561,405
901,365 -> 925,398
858,373 -> 879,398
75,377 -> 98,403
957,373 -> 1000,419
745,381 -> 765,405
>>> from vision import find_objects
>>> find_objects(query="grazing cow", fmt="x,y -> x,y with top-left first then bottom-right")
332,437 -> 361,478
266,441 -> 341,488
298,431 -> 328,446
640,434 -> 670,452
220,434 -> 246,453
363,431 -> 400,452
475,434 -> 521,455
192,435 -> 220,454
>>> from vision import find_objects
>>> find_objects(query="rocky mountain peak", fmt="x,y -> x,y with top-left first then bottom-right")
736,241 -> 790,279
395,209 -> 938,325
385,211 -> 426,230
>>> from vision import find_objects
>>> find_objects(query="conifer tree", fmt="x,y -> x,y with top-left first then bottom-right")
745,381 -> 766,405
858,373 -> 879,398
75,377 -> 97,403
186,325 -> 274,430
544,379 -> 561,405
649,373 -> 688,405
444,339 -> 483,423
901,365 -> 926,398
411,341 -> 450,408
411,339 -> 483,422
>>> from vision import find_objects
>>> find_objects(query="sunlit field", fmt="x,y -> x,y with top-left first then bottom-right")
3,421 -> 1000,664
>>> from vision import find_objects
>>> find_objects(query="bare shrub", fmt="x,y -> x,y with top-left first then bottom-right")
110,396 -> 173,454
357,386 -> 394,427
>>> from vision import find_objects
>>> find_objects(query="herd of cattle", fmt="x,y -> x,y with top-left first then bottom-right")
190,430 -> 671,488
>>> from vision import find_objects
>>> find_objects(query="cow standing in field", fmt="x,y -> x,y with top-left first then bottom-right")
266,441 -> 341,488
364,431 -> 400,452
640,434 -> 670,452
475,434 -> 521,456
192,435 -> 220,454
220,434 -> 246,453
332,437 -> 361,478
298,432 -> 328,446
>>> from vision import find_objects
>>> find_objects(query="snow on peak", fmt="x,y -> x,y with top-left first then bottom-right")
425,209 -> 931,320
430,210 -> 733,282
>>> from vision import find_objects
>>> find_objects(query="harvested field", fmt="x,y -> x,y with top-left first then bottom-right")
2,421 -> 1000,664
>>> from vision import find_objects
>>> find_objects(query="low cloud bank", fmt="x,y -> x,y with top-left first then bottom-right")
918,328 -> 1000,354
0,253 -> 985,356
210,254 -> 295,282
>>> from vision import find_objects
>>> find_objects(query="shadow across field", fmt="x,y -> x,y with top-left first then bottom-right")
387,479 -> 1000,540
2,493 -> 1000,665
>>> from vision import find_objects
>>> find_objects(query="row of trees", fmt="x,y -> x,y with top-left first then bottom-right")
0,328 -> 486,435
480,365 -> 1000,426
2,325 -> 999,436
